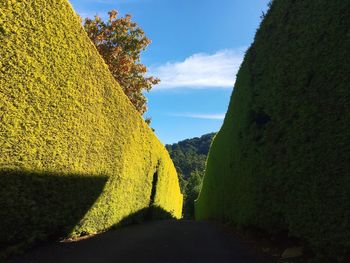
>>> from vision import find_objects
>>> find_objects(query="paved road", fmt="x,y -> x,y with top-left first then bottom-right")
12,220 -> 272,263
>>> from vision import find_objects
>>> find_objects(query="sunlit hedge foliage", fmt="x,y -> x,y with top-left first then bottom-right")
196,0 -> 349,260
0,0 -> 182,252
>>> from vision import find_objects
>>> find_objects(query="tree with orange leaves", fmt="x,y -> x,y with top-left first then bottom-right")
84,10 -> 159,117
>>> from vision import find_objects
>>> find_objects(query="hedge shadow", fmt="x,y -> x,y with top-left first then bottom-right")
0,169 -> 108,255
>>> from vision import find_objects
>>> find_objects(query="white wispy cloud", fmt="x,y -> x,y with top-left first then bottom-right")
151,48 -> 246,90
169,113 -> 226,120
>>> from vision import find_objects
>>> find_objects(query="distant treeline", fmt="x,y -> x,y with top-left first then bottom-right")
166,133 -> 216,218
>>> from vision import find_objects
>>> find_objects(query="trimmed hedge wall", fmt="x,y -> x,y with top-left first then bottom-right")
195,0 -> 349,260
0,0 -> 182,251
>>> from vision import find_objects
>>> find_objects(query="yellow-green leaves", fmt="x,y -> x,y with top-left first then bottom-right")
0,0 -> 182,252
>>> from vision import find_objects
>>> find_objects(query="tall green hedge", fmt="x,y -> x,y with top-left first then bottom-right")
0,0 -> 182,251
195,0 -> 349,260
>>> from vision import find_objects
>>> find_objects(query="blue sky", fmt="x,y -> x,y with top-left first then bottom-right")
69,0 -> 270,144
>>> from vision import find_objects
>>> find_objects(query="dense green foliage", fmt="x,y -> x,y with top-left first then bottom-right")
182,171 -> 203,219
166,133 -> 215,180
0,0 -> 182,253
166,133 -> 215,218
196,0 -> 350,261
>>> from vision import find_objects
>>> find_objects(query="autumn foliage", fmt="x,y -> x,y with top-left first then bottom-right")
84,10 -> 159,115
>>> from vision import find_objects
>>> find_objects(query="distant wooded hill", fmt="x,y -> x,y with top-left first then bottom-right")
166,133 -> 216,218
166,133 -> 216,180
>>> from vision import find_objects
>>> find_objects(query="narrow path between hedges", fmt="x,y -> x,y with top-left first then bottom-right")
12,220 -> 272,263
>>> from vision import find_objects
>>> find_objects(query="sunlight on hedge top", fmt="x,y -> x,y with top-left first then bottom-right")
0,0 -> 182,250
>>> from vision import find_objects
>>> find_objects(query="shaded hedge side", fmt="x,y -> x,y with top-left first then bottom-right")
196,0 -> 350,260
0,0 -> 182,250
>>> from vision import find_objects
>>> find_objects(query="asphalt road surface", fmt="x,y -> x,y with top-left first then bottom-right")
11,220 -> 272,263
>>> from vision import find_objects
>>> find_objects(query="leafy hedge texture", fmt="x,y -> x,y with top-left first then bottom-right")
195,0 -> 349,260
0,0 -> 182,251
